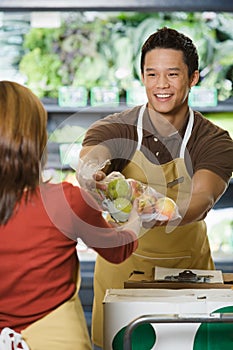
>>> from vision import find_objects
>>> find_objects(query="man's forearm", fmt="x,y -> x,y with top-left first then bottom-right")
178,191 -> 216,225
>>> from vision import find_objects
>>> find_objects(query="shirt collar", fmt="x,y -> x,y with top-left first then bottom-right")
142,107 -> 189,140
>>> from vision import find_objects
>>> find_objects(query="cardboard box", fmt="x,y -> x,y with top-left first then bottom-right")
103,288 -> 233,350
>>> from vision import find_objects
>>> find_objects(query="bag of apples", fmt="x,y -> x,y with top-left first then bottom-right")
95,171 -> 181,223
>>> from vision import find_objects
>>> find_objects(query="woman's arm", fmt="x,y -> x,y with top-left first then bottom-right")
73,187 -> 140,264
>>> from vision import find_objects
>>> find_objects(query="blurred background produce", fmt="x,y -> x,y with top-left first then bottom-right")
205,208 -> 233,260
1,11 -> 232,102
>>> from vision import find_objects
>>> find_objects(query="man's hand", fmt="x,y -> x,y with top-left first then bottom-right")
77,158 -> 110,189
93,170 -> 107,188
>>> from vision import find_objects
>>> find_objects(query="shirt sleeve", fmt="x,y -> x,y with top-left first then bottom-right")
82,113 -> 139,173
190,116 -> 233,183
68,184 -> 138,263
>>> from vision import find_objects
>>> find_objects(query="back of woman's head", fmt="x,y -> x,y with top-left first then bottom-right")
0,81 -> 47,225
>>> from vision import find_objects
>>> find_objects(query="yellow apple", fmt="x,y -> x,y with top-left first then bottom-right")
155,197 -> 176,219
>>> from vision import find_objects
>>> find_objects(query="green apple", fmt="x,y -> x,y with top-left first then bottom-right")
113,197 -> 133,214
107,178 -> 131,200
112,197 -> 133,222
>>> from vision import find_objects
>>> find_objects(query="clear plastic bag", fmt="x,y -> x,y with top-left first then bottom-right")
137,185 -> 181,223
85,170 -> 181,223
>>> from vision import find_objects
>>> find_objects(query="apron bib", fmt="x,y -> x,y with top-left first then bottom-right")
21,265 -> 92,350
92,105 -> 214,347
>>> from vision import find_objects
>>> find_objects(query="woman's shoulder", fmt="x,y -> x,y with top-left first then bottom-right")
39,181 -> 81,202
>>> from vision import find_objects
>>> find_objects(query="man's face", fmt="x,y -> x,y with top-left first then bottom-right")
141,48 -> 199,116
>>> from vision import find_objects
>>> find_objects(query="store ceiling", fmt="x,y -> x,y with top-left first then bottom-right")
0,0 -> 232,12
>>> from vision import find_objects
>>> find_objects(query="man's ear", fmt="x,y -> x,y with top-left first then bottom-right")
190,70 -> 200,87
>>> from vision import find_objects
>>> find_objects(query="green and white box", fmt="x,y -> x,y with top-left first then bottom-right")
90,86 -> 119,106
188,86 -> 218,107
103,288 -> 233,350
58,86 -> 88,107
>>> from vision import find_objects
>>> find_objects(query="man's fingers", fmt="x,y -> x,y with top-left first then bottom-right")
93,170 -> 106,181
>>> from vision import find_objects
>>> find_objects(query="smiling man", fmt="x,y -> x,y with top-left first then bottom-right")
78,27 -> 233,349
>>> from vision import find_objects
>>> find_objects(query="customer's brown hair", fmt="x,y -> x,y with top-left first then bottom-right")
0,81 -> 47,224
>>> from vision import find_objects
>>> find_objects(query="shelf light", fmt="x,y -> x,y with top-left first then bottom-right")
30,12 -> 61,28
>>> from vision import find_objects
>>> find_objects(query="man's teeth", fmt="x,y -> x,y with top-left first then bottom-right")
156,94 -> 171,98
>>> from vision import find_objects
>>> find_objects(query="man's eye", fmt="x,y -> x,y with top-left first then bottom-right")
169,73 -> 178,77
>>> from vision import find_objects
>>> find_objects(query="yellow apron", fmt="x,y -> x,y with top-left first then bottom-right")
92,105 -> 214,347
21,263 -> 92,350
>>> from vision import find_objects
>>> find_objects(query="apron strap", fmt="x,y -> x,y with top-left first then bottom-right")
136,104 -> 147,151
179,108 -> 194,158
